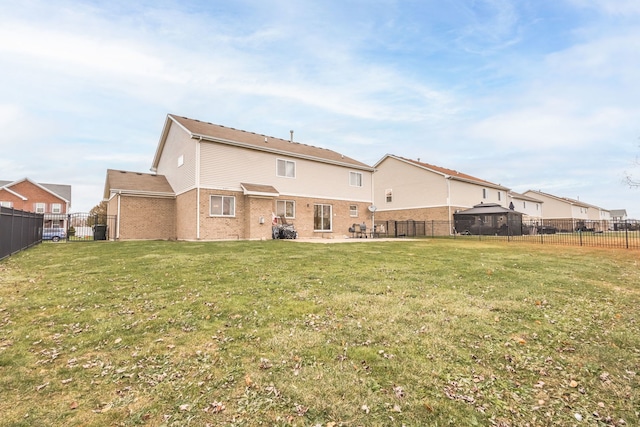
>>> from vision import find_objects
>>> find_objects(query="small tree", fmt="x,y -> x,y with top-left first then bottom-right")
88,201 -> 108,227
626,144 -> 640,188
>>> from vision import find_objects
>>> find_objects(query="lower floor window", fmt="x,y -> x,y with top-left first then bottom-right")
276,200 -> 295,218
314,204 -> 332,231
349,204 -> 358,217
210,195 -> 235,216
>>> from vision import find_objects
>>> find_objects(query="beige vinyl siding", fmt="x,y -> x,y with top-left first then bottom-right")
199,143 -> 372,201
448,180 -> 506,208
524,192 -> 573,219
373,157 -> 448,209
155,123 -> 197,194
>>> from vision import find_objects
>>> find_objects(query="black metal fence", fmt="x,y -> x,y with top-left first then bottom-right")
374,218 -> 640,249
0,207 -> 43,260
64,213 -> 117,241
453,219 -> 640,249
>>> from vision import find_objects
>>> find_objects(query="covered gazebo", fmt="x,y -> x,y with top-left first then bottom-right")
454,203 -> 523,236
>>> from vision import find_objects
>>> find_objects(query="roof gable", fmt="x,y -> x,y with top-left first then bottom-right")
104,170 -> 175,199
376,154 -> 509,190
152,114 -> 373,172
0,177 -> 71,203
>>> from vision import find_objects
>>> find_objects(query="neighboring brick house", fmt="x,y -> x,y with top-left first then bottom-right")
104,114 -> 375,240
523,190 -> 610,231
372,154 -> 511,235
0,178 -> 71,228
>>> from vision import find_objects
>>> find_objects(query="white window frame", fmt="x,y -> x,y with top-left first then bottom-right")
276,158 -> 296,178
349,204 -> 358,217
210,195 -> 235,217
385,189 -> 393,203
314,204 -> 332,231
276,200 -> 295,218
349,171 -> 363,187
0,201 -> 13,208
35,202 -> 45,213
51,203 -> 62,214
482,189 -> 488,199
497,191 -> 501,201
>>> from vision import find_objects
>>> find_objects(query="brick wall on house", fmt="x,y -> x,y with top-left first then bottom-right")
196,188 -> 372,240
116,195 -> 176,240
176,189 -> 197,240
198,189 -> 246,240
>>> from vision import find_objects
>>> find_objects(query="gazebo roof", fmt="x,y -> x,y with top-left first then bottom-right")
455,203 -> 520,216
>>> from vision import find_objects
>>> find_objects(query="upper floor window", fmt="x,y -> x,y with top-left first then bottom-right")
210,195 -> 235,217
385,189 -> 393,203
0,201 -> 12,208
497,191 -> 501,201
51,203 -> 62,214
276,200 -> 295,218
536,203 -> 539,211
349,171 -> 363,187
482,189 -> 487,199
523,201 -> 527,209
35,202 -> 45,213
277,159 -> 296,178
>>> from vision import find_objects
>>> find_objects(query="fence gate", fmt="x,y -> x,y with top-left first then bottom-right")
64,213 -> 117,241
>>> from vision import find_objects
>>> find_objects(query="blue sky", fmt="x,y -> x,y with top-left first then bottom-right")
1,0 -> 639,216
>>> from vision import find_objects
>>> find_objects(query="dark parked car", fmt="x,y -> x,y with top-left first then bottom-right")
537,225 -> 557,234
43,228 -> 66,242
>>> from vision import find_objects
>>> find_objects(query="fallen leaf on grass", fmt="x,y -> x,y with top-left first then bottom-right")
69,401 -> 79,410
203,401 -> 225,414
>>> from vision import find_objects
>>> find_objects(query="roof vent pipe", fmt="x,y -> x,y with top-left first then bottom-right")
290,130 -> 294,143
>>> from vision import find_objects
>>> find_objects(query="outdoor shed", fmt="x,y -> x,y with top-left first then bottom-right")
454,203 -> 523,236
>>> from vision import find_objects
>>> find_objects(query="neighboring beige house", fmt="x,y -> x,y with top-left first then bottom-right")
610,209 -> 628,221
507,191 -> 543,221
372,154 -> 511,234
105,114 -> 374,240
523,190 -> 609,231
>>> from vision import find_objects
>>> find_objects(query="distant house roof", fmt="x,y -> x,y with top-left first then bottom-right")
508,191 -> 543,203
525,190 -> 605,210
103,169 -> 175,199
0,178 -> 71,203
151,114 -> 374,172
375,154 -> 510,190
610,209 -> 627,217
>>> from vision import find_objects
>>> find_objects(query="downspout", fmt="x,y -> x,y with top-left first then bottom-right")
116,192 -> 121,239
445,175 -> 452,235
196,136 -> 202,240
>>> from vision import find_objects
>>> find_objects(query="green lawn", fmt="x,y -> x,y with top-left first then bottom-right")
1,240 -> 638,426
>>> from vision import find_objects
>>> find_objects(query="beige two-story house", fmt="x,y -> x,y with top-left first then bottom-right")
507,191 -> 543,221
523,190 -> 609,231
105,114 -> 374,240
372,154 -> 511,235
